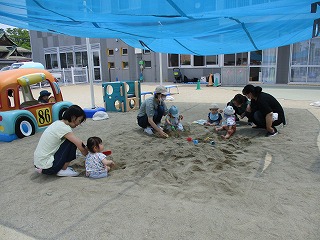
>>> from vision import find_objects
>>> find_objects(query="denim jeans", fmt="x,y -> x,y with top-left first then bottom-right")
253,111 -> 283,128
41,139 -> 77,175
137,105 -> 165,128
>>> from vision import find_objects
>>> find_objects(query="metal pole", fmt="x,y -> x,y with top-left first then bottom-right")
159,53 -> 163,85
86,37 -> 95,108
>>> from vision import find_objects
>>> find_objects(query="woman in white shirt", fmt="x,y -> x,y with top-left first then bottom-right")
34,105 -> 88,177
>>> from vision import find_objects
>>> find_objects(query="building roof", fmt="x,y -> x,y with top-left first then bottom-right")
0,29 -> 31,60
0,29 -> 17,47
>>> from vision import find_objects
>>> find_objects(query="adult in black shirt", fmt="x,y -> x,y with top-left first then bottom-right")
242,84 -> 286,136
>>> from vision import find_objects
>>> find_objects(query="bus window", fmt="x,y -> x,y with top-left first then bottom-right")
8,89 -> 15,108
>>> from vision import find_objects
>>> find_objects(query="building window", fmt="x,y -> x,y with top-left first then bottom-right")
122,61 -> 129,69
75,51 -> 88,67
45,53 -> 58,69
94,68 -> 101,81
145,61 -> 151,68
67,52 -> 74,67
121,48 -> 128,55
206,55 -> 218,65
180,54 -> 191,66
93,51 -> 100,66
60,53 -> 67,68
250,51 -> 262,65
224,54 -> 236,66
60,52 -> 74,68
224,53 -> 248,66
168,54 -> 179,67
236,52 -> 248,66
262,48 -> 277,65
143,49 -> 151,54
249,48 -> 277,83
291,38 -> 320,83
169,54 -> 219,67
194,56 -> 205,66
108,62 -> 115,69
108,49 -> 114,56
45,54 -> 51,69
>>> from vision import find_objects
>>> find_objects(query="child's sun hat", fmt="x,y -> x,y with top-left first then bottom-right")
224,105 -> 235,115
169,105 -> 179,118
209,103 -> 219,110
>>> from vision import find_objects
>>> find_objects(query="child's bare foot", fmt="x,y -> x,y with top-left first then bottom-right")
223,134 -> 230,139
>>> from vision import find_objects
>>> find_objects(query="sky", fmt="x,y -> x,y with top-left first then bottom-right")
0,23 -> 14,29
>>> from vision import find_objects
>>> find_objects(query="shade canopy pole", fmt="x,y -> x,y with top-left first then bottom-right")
159,53 -> 163,85
86,37 -> 95,109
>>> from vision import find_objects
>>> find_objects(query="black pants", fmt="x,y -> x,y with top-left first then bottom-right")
253,111 -> 283,128
41,139 -> 77,175
137,105 -> 165,128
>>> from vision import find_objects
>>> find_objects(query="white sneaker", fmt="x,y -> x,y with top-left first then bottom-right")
57,167 -> 80,177
144,127 -> 153,135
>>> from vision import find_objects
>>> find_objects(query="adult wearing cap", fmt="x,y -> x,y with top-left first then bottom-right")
137,85 -> 169,137
242,84 -> 286,137
38,90 -> 51,103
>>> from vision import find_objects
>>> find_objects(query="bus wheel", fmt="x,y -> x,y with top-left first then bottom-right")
15,117 -> 35,138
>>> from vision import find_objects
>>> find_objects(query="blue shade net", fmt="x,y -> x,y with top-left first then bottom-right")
0,0 -> 319,55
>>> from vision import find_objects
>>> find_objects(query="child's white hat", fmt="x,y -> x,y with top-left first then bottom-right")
209,103 -> 219,110
224,105 -> 235,115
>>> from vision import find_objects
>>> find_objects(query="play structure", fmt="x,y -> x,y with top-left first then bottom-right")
102,81 -> 181,112
102,81 -> 141,112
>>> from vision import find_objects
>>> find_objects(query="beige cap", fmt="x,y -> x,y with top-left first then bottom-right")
209,103 -> 219,110
154,85 -> 169,95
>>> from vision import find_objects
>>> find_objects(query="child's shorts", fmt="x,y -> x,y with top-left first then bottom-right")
86,171 -> 108,179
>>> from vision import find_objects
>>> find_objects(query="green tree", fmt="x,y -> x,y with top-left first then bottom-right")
6,28 -> 31,50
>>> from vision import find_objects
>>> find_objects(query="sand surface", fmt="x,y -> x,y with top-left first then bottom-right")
0,83 -> 320,240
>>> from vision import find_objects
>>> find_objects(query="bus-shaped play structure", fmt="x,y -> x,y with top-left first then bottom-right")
0,68 -> 72,142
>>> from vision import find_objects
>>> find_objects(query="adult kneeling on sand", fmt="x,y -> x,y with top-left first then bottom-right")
34,105 -> 88,177
137,85 -> 169,138
242,84 -> 286,137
